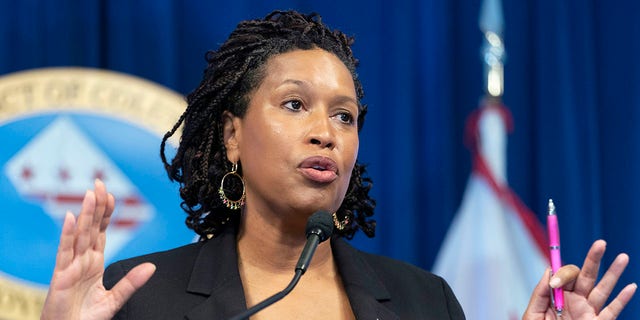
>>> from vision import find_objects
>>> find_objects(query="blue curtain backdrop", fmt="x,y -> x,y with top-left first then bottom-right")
2,0 -> 639,317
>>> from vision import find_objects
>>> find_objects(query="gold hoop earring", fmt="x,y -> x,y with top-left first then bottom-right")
219,162 -> 246,210
332,212 -> 349,231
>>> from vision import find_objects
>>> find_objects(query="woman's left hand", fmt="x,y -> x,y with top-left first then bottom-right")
523,240 -> 636,320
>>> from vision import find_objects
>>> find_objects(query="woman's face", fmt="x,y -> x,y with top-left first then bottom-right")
228,48 -> 359,219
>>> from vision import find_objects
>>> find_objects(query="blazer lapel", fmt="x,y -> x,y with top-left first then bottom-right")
332,238 -> 400,320
184,228 -> 248,320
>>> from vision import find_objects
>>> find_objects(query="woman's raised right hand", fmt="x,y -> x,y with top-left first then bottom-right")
40,179 -> 155,320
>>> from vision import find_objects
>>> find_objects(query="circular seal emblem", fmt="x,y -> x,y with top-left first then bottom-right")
0,68 -> 195,319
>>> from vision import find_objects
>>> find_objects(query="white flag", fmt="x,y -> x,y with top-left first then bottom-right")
433,101 -> 548,320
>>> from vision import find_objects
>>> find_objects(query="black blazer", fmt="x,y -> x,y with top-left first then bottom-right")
104,227 -> 465,319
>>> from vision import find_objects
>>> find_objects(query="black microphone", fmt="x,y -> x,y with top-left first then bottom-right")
228,211 -> 334,320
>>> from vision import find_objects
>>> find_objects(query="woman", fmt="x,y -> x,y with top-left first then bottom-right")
40,10 -> 635,320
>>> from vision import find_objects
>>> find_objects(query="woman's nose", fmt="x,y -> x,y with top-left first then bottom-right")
307,112 -> 335,149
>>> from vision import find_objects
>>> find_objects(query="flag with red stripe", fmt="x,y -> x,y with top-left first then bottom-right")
433,99 -> 548,319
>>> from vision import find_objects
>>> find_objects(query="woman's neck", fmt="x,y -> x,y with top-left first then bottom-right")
236,208 -> 334,274
236,208 -> 353,320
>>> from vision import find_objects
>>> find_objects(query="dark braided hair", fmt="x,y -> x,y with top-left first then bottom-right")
160,10 -> 376,240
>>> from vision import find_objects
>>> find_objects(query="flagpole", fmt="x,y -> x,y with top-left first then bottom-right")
480,0 -> 505,99
477,0 -> 508,185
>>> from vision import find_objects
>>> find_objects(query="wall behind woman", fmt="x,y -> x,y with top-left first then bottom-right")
1,0 -> 638,318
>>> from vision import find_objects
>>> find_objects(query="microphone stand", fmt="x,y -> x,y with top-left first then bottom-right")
227,270 -> 303,320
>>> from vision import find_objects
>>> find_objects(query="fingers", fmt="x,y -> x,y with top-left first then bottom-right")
73,179 -> 114,255
95,192 -> 115,252
523,267 -> 553,318
55,212 -> 77,270
74,189 -> 96,255
102,191 -> 115,232
90,180 -> 108,247
557,240 -> 635,319
573,239 -> 607,296
109,263 -> 156,311
598,283 -> 637,320
588,253 -> 630,312
60,179 -> 116,258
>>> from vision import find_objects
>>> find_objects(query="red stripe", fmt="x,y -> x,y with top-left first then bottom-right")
31,193 -> 142,205
121,197 -> 141,205
113,219 -> 138,227
463,100 -> 549,259
54,194 -> 84,203
464,99 -> 514,151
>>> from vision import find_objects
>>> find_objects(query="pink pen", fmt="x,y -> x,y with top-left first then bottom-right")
547,199 -> 564,316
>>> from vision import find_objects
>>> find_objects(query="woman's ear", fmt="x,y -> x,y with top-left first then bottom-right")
222,111 -> 242,163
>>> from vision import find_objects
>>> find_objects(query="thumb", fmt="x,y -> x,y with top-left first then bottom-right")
549,264 -> 580,291
109,262 -> 156,310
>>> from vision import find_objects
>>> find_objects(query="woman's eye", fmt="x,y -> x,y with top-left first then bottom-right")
283,100 -> 303,111
336,112 -> 355,125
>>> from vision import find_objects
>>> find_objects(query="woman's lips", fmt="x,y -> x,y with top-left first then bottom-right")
298,156 -> 339,183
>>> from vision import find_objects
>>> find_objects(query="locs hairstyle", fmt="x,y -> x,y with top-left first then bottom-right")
160,10 -> 375,239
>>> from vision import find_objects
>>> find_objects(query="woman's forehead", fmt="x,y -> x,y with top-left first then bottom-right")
260,49 -> 355,91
